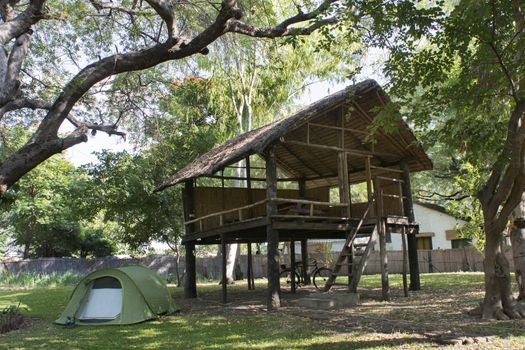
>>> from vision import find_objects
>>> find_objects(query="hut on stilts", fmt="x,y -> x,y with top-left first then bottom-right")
155,79 -> 432,309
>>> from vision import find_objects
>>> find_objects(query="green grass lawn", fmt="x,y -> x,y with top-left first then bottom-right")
1,273 -> 525,349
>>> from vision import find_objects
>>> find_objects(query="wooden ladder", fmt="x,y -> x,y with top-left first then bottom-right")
323,194 -> 376,292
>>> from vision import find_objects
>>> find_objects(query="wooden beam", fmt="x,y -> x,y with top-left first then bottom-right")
308,121 -> 369,135
272,221 -> 351,231
281,139 -> 397,159
370,165 -> 403,174
400,161 -> 421,291
281,142 -> 325,177
266,147 -> 281,310
352,101 -> 416,160
203,174 -> 299,183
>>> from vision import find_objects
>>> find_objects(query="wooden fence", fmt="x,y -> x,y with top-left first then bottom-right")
0,248 -> 509,281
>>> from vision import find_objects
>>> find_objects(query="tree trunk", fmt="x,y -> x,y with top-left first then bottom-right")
22,241 -> 30,259
510,195 -> 525,300
225,243 -> 239,283
481,225 -> 525,319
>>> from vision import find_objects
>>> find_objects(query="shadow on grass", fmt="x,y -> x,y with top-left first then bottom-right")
2,273 -> 525,349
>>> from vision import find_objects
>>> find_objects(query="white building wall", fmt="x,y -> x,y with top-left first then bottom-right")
384,203 -> 466,250
302,203 -> 466,253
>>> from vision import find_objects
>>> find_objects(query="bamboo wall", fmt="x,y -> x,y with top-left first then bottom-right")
192,186 -> 330,231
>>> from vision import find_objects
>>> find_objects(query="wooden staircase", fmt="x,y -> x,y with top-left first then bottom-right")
323,196 -> 376,292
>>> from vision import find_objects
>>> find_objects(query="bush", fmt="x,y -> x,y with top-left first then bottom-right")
0,271 -> 83,288
0,303 -> 25,334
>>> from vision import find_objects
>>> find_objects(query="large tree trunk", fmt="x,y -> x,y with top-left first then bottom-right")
510,195 -> 525,300
481,224 -> 525,320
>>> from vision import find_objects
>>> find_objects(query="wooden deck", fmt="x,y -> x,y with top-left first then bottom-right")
181,215 -> 416,245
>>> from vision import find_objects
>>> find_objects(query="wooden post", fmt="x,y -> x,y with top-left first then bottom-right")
365,157 -> 372,204
401,226 -> 408,297
300,239 -> 310,285
337,109 -> 351,219
246,156 -> 254,219
247,242 -> 254,290
337,152 -> 351,218
184,242 -> 197,299
347,245 -> 353,288
266,147 -> 281,310
183,180 -> 197,298
374,177 -> 389,301
221,235 -> 227,304
290,240 -> 296,293
400,161 -> 421,291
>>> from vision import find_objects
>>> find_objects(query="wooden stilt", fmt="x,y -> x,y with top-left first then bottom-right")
247,242 -> 254,290
374,178 -> 389,301
347,245 -> 353,288
266,147 -> 280,310
290,240 -> 296,293
300,239 -> 310,285
183,180 -> 197,299
401,227 -> 409,297
400,161 -> 421,291
221,235 -> 227,304
184,242 -> 197,298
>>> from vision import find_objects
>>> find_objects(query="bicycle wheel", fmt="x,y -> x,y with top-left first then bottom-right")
313,267 -> 332,291
279,269 -> 301,292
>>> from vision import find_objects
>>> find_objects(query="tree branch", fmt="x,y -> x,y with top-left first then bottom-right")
0,0 -> 44,45
145,0 -> 177,39
0,98 -> 51,119
66,114 -> 126,139
479,100 -> 525,220
227,17 -> 337,38
0,30 -> 32,103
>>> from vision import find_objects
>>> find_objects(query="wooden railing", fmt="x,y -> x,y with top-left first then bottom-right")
184,197 -> 351,233
185,199 -> 268,233
271,198 -> 350,220
184,175 -> 408,233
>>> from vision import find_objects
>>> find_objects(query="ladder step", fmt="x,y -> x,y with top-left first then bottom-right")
355,233 -> 372,238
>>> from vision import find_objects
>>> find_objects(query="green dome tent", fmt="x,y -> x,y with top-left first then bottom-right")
56,265 -> 175,325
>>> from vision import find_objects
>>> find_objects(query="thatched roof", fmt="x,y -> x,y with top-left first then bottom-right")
156,80 -> 432,191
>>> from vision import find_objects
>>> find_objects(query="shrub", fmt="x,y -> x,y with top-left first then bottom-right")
0,303 -> 25,334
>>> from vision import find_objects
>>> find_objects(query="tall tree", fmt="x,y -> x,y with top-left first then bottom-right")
356,0 -> 525,319
0,0 -> 343,195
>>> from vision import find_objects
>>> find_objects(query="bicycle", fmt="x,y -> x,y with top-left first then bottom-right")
279,258 -> 332,292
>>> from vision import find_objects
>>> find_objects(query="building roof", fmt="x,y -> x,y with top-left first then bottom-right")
156,80 -> 432,191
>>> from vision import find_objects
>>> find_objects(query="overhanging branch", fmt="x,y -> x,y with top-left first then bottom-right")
66,114 -> 126,139
227,0 -> 338,38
